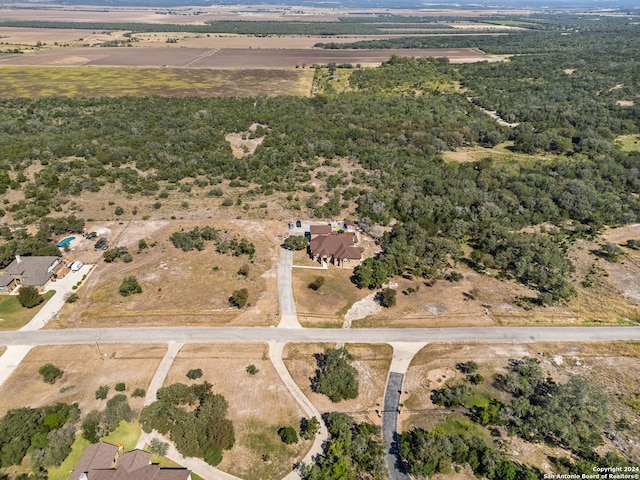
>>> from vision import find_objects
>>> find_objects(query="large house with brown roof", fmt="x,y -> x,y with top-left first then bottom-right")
1,255 -> 63,292
70,442 -> 191,480
309,229 -> 363,268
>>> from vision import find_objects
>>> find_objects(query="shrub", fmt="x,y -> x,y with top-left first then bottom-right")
186,368 -> 203,380
599,243 -> 623,262
221,198 -> 234,207
312,347 -> 359,402
138,239 -> 148,251
246,364 -> 258,375
96,385 -> 109,400
278,426 -> 298,445
284,235 -> 309,250
18,286 -> 44,308
446,271 -> 464,282
119,275 -> 142,297
300,416 -> 320,440
308,276 -> 325,291
114,206 -> 124,216
230,288 -> 249,308
115,382 -> 126,392
378,288 -> 396,308
150,438 -> 169,458
132,388 -> 146,398
39,363 -> 63,384
456,361 -> 478,374
237,264 -> 250,277
65,293 -> 79,303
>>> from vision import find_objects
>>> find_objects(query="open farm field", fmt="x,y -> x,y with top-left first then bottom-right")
0,4 -> 540,25
0,46 -> 493,69
52,218 -> 281,329
283,343 -> 392,426
401,341 -> 640,465
163,343 -> 310,480
0,66 -> 313,98
0,343 -> 165,416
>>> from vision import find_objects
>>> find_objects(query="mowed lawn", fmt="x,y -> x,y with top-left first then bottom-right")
0,67 -> 313,98
0,291 -> 54,330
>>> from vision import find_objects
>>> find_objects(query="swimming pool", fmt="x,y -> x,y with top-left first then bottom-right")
56,236 -> 75,248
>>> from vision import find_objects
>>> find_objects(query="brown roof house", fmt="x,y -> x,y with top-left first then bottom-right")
3,255 -> 63,291
309,231 -> 363,268
70,442 -> 191,480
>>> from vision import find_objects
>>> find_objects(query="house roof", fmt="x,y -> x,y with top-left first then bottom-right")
4,256 -> 62,287
310,233 -> 362,260
70,443 -> 190,480
70,443 -> 119,480
309,224 -> 332,235
0,274 -> 15,287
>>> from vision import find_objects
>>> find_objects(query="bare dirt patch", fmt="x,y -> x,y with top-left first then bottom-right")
163,343 -> 310,480
283,343 -> 392,426
51,218 -> 280,328
617,100 -> 635,107
0,343 -> 165,417
225,123 -> 266,159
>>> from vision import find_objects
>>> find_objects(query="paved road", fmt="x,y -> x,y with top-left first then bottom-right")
381,343 -> 426,480
277,248 -> 301,328
2,326 -> 639,347
269,342 -> 328,480
382,372 -> 410,480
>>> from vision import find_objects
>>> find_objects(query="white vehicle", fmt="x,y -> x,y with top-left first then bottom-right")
70,261 -> 83,272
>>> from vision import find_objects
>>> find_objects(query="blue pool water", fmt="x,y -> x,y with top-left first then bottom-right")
57,236 -> 75,248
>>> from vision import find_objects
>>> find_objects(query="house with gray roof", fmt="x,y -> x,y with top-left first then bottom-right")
3,255 -> 63,290
70,442 -> 191,480
0,273 -> 18,294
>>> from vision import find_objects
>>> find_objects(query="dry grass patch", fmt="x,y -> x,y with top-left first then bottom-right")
283,343 -> 392,425
443,142 -> 560,164
0,344 -> 165,417
351,267 -> 560,328
53,218 -> 280,328
293,266 -> 369,326
163,343 -> 309,480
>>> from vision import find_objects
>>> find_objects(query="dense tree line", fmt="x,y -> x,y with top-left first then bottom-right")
300,412 -> 385,480
169,226 -> 255,259
400,428 -> 540,479
82,394 -> 133,443
414,356 -> 639,477
1,17 -> 640,302
140,382 -> 235,466
0,403 -> 79,470
311,347 -> 359,402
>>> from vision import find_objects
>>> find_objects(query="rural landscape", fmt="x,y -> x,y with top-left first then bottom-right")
0,0 -> 640,479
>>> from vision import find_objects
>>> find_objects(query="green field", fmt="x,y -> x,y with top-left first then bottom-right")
0,66 -> 311,98
0,291 -> 55,330
616,135 -> 640,153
